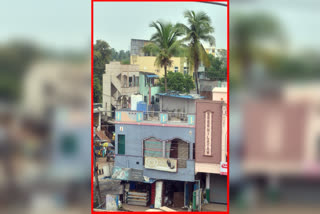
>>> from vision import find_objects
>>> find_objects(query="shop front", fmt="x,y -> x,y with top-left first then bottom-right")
111,166 -> 156,207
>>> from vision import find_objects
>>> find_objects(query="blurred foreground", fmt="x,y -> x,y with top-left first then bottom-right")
0,52 -> 91,214
0,1 -> 90,213
230,0 -> 320,213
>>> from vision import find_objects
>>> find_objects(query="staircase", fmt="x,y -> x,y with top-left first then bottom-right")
111,75 -> 122,92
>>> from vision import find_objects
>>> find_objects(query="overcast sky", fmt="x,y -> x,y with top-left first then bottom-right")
1,0 -> 319,53
94,2 -> 228,51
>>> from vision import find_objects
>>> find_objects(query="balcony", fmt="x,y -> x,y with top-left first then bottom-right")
115,110 -> 195,126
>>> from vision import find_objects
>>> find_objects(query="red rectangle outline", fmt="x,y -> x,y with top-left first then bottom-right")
91,1 -> 230,213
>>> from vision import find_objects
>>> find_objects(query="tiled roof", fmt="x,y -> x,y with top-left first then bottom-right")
95,131 -> 110,142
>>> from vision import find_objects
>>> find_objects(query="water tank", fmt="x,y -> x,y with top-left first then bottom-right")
131,94 -> 143,111
137,101 -> 147,113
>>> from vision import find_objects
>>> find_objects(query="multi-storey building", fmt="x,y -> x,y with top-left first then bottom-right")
102,62 -> 140,117
130,39 -> 190,77
195,88 -> 228,204
113,109 -> 196,208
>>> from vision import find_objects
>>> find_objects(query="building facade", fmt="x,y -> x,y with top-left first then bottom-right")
139,72 -> 160,106
131,55 -> 188,77
103,62 -> 140,116
113,109 -> 196,207
130,39 -> 190,77
195,99 -> 228,204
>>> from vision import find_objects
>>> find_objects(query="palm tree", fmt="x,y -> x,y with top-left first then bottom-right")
231,13 -> 282,83
143,21 -> 183,92
178,10 -> 215,94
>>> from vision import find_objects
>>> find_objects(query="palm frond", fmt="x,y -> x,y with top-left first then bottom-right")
199,44 -> 210,68
143,43 -> 160,55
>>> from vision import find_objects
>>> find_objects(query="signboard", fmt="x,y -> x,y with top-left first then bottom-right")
220,162 -> 228,175
136,112 -> 143,122
112,166 -> 144,181
188,115 -> 195,125
130,169 -> 144,181
145,157 -> 177,172
116,111 -> 121,121
160,113 -> 168,124
204,111 -> 213,156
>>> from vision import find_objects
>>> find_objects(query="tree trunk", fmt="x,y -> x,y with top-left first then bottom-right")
164,66 -> 168,92
194,61 -> 200,94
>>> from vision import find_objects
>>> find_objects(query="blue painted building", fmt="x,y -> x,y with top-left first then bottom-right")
114,110 -> 196,182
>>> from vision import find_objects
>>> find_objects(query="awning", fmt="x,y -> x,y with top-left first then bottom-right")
102,177 -> 156,184
146,74 -> 159,78
111,166 -> 156,183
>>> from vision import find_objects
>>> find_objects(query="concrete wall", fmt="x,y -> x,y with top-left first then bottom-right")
160,96 -> 196,114
131,56 -> 186,77
212,88 -> 227,102
114,123 -> 195,182
131,39 -> 151,56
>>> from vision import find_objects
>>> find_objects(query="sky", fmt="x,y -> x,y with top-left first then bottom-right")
1,0 -> 319,53
93,2 -> 228,51
231,0 -> 320,53
0,0 -> 90,51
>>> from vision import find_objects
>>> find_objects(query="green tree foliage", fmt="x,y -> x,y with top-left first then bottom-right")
94,40 -> 111,103
159,71 -> 195,93
217,49 -> 227,67
94,40 -> 130,102
0,41 -> 39,101
143,21 -> 184,92
231,13 -> 282,80
93,76 -> 102,103
206,55 -> 227,81
178,10 -> 215,94
94,40 -> 111,79
111,48 -> 130,63
120,58 -> 130,65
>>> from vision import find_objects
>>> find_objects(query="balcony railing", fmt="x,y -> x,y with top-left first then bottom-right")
115,110 -> 195,126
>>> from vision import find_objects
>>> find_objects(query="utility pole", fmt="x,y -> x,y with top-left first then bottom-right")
93,130 -> 102,206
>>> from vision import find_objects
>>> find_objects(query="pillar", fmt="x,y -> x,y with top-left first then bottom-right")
189,143 -> 193,160
162,141 -> 166,158
206,173 -> 210,202
97,111 -> 101,131
155,181 -> 163,208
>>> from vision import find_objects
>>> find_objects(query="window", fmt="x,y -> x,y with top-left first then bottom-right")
118,135 -> 125,155
143,138 -> 164,158
174,66 -> 179,73
183,67 -> 188,75
169,139 -> 189,168
151,96 -> 155,104
144,96 -> 147,103
129,77 -> 133,87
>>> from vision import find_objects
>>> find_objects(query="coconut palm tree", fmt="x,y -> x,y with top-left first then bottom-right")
178,10 -> 215,94
143,21 -> 183,92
